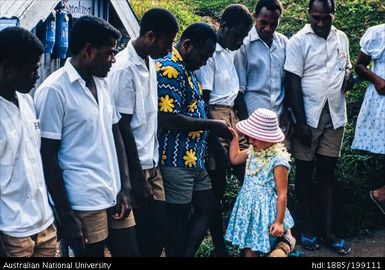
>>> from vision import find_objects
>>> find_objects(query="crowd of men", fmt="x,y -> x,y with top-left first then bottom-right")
1,0 -> 384,257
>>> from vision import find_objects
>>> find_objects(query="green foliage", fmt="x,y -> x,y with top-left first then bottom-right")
130,0 -> 201,38
191,0 -> 253,19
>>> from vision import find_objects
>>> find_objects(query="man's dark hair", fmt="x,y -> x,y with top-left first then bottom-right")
139,8 -> 179,37
0,27 -> 43,67
221,4 -> 253,29
255,0 -> 283,15
69,15 -> 121,55
180,23 -> 217,47
309,0 -> 335,13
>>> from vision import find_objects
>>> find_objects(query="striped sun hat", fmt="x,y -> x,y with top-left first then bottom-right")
236,108 -> 284,143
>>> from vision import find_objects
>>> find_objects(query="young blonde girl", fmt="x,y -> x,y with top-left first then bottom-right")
224,108 -> 294,257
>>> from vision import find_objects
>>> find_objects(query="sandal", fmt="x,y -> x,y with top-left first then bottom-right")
289,249 -> 302,257
370,191 -> 385,215
300,234 -> 320,251
327,239 -> 351,256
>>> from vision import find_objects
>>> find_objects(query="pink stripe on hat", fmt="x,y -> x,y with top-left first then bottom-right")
236,108 -> 284,143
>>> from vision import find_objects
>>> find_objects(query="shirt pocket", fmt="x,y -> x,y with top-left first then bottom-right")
336,50 -> 348,72
25,119 -> 42,162
32,119 -> 41,148
28,118 -> 41,146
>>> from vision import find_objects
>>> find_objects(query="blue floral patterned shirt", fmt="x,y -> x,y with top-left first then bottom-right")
156,48 -> 208,169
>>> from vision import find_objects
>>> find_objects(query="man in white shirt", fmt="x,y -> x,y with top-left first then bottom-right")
35,16 -> 138,257
195,4 -> 253,256
285,0 -> 353,255
0,27 -> 56,257
108,8 -> 179,257
234,0 -> 288,122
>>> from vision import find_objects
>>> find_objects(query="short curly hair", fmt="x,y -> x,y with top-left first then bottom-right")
220,4 -> 253,29
69,15 -> 121,55
139,8 -> 179,37
0,27 -> 43,67
309,0 -> 335,13
255,0 -> 283,16
180,23 -> 217,47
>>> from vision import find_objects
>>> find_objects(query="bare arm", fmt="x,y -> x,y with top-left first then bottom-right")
118,114 -> 153,206
228,127 -> 248,165
41,138 -> 87,251
158,112 -> 232,139
112,123 -> 132,220
233,91 -> 248,121
355,51 -> 385,95
0,235 -> 10,257
285,71 -> 312,147
269,165 -> 289,237
203,90 -> 210,105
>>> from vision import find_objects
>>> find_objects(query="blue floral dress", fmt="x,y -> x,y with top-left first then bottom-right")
225,153 -> 294,254
351,24 -> 385,154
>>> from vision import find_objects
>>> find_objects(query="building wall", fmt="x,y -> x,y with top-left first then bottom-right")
30,0 -> 132,96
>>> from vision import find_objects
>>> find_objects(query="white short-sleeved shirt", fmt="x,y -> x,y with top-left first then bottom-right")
234,27 -> 288,116
284,24 -> 352,129
108,40 -> 159,169
0,93 -> 54,237
195,43 -> 240,107
34,59 -> 121,211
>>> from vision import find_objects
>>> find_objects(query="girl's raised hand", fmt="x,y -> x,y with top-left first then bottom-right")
269,222 -> 284,237
228,127 -> 239,141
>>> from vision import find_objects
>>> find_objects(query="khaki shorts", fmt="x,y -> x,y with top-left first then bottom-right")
207,105 -> 249,170
1,223 -> 57,257
143,166 -> 165,202
74,208 -> 135,244
292,106 -> 344,161
161,167 -> 212,204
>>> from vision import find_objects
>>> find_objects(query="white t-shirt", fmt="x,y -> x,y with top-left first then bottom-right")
108,40 -> 159,169
284,24 -> 352,129
195,43 -> 240,107
0,93 -> 54,237
34,59 -> 121,211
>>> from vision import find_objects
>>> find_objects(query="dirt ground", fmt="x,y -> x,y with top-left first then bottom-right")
56,227 -> 385,257
297,228 -> 385,257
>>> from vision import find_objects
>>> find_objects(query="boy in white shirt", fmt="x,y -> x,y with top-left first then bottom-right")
108,8 -> 179,256
195,4 -> 253,256
35,16 -> 138,257
0,27 -> 56,257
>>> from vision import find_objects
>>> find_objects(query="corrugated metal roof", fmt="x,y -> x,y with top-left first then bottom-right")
0,0 -> 60,30
0,0 -> 139,36
110,0 -> 139,38
0,0 -> 35,19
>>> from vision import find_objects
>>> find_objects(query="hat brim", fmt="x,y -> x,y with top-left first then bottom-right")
236,120 -> 285,143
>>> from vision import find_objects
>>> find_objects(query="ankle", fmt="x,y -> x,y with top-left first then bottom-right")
323,231 -> 337,242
